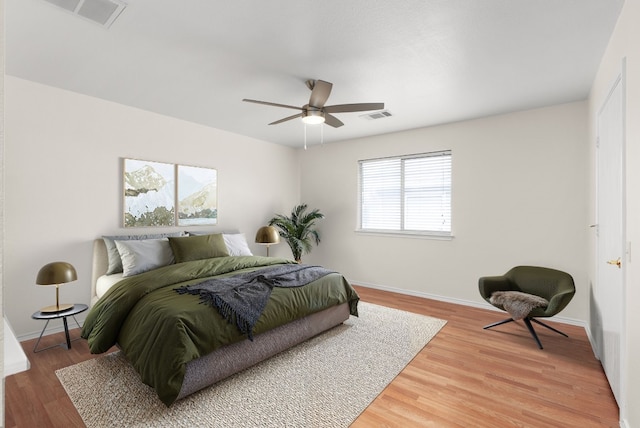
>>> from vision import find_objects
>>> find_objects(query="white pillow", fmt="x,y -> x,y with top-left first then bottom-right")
115,238 -> 175,277
223,233 -> 253,256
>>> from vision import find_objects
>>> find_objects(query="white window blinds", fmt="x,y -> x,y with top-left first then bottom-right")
359,150 -> 451,235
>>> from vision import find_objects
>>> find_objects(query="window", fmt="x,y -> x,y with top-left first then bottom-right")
358,150 -> 452,236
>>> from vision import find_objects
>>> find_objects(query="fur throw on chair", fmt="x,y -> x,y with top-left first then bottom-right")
490,291 -> 549,320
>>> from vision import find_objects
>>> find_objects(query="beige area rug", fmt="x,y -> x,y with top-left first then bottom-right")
56,302 -> 446,428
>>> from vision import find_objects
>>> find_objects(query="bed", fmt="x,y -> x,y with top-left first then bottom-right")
82,233 -> 359,406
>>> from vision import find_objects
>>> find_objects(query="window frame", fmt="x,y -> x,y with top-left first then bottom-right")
357,150 -> 452,239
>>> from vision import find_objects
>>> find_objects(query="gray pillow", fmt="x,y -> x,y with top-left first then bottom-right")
186,230 -> 218,236
115,238 -> 175,277
103,232 -> 183,274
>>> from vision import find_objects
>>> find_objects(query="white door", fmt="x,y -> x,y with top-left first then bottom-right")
594,70 -> 625,406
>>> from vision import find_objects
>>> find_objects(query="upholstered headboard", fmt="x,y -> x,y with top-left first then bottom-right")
91,238 -> 109,306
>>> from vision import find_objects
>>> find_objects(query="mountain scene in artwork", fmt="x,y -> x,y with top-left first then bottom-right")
124,164 -> 175,227
178,170 -> 217,226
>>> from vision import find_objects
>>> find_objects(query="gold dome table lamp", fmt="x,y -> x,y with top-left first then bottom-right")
255,226 -> 280,257
36,261 -> 77,313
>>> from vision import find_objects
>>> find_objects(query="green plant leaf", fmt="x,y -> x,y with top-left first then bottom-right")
268,204 -> 324,262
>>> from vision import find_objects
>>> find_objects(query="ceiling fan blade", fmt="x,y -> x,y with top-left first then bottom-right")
308,80 -> 333,108
269,113 -> 302,125
324,113 -> 344,128
243,99 -> 302,111
323,103 -> 385,113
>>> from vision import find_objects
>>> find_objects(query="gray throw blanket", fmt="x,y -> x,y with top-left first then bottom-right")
175,264 -> 334,340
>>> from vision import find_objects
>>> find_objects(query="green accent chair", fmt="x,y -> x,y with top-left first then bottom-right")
478,266 -> 576,349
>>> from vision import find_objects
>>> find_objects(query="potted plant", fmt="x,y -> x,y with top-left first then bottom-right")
269,204 -> 325,263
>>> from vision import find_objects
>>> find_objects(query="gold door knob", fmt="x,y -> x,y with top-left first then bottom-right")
606,258 -> 622,269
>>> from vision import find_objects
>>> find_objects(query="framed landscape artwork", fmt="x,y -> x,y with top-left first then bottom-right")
122,158 -> 217,227
177,164 -> 218,226
123,159 -> 176,227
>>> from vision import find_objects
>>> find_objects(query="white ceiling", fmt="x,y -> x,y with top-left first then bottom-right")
6,0 -> 624,148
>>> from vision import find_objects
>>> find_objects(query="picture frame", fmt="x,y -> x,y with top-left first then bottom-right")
123,158 -> 176,227
177,164 -> 218,226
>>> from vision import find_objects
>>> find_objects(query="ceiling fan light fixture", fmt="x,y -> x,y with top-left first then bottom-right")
302,110 -> 325,125
243,80 -> 383,131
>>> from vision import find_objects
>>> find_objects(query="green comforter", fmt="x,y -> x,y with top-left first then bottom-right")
81,256 -> 359,405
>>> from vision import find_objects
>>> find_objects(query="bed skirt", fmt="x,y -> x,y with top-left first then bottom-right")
177,302 -> 351,400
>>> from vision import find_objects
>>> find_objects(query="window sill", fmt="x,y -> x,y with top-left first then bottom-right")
355,229 -> 454,240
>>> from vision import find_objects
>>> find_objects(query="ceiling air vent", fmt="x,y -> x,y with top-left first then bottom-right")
360,110 -> 393,121
42,0 -> 127,28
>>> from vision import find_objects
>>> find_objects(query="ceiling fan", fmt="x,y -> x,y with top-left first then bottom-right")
243,80 -> 384,128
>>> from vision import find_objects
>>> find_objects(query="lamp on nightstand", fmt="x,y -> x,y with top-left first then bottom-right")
255,226 -> 280,257
36,261 -> 77,313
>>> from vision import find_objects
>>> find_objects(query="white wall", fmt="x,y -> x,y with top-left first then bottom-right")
589,0 -> 640,426
4,76 -> 300,338
300,102 -> 590,321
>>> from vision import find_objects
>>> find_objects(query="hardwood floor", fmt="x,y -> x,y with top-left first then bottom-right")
5,286 -> 618,427
350,287 -> 618,428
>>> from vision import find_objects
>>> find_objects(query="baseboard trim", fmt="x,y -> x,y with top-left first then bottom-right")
20,282 -> 588,341
351,279 -> 587,328
18,316 -> 86,342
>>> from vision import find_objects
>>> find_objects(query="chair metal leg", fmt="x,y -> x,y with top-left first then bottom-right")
483,317 -> 515,330
484,316 -> 544,349
530,318 -> 569,337
523,318 -> 544,349
484,316 -> 569,350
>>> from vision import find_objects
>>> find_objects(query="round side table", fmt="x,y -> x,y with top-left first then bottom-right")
31,303 -> 88,353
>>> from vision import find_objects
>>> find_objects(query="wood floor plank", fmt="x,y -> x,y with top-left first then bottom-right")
4,285 -> 619,427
